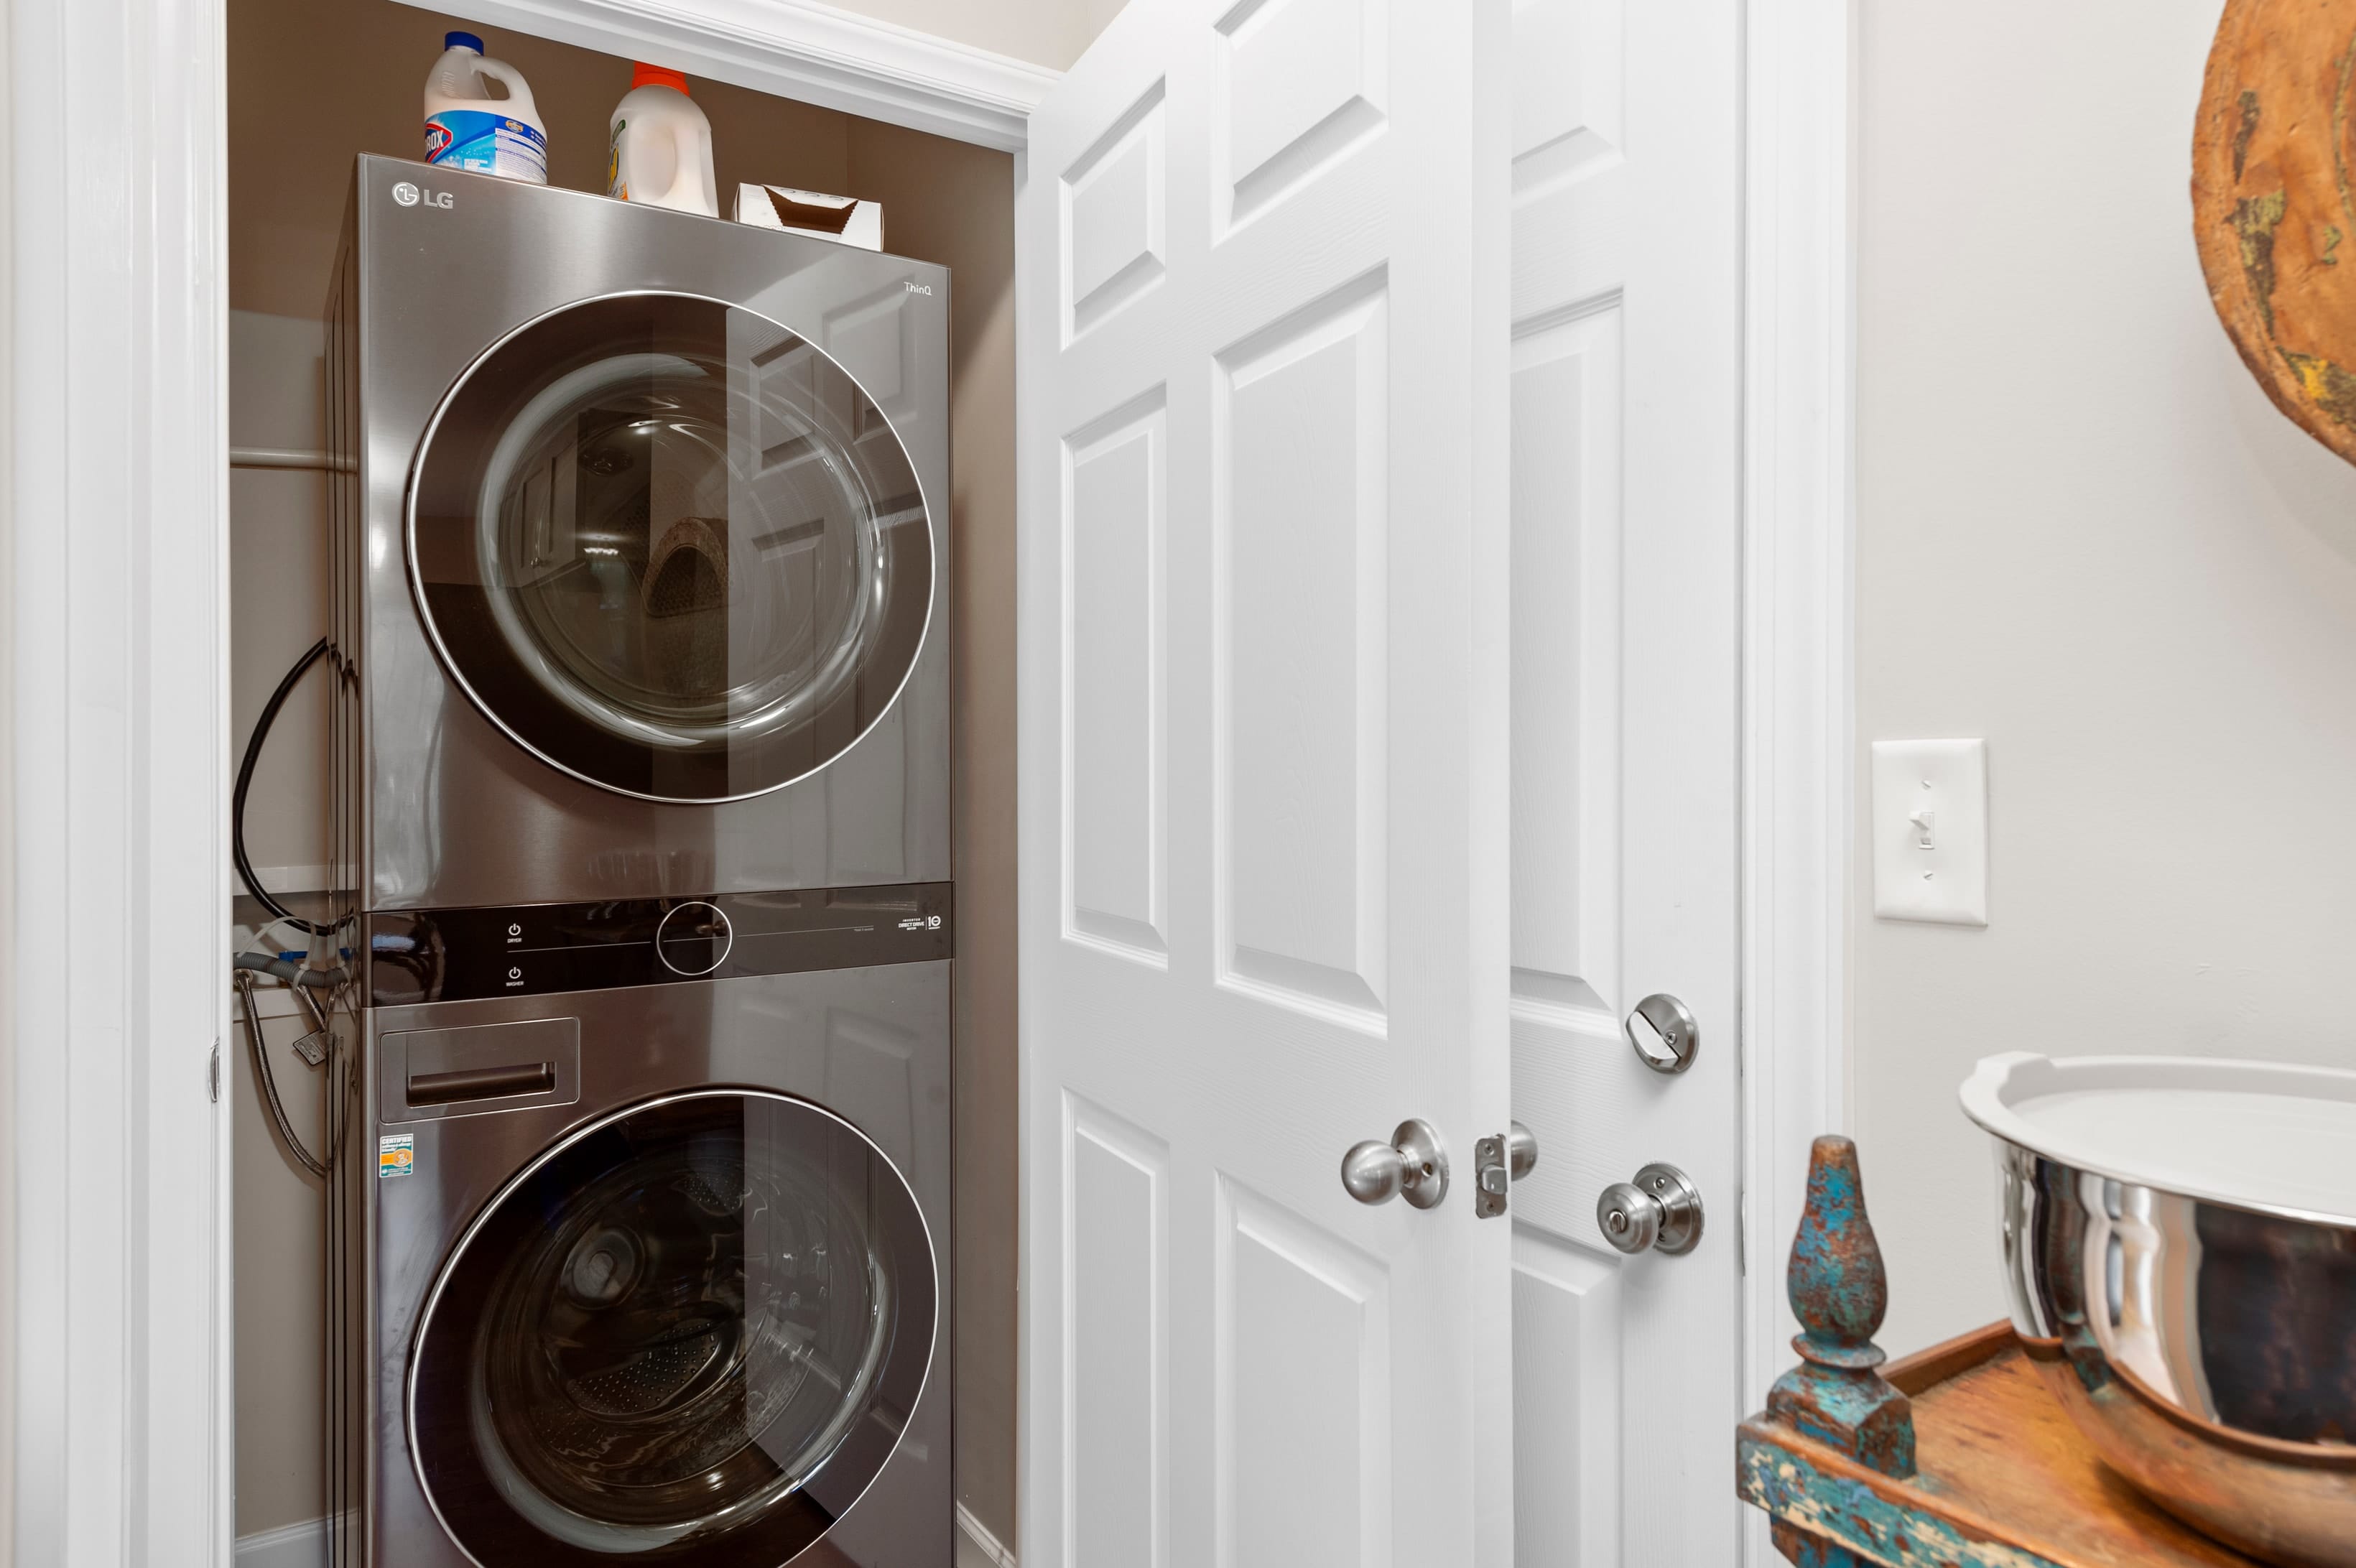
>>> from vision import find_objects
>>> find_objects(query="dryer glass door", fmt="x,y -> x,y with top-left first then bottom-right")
410,1090 -> 936,1565
409,292 -> 932,802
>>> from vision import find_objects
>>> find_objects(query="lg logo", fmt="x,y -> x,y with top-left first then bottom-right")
391,181 -> 454,210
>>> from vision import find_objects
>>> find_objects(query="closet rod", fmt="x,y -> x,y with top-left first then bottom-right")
231,446 -> 353,473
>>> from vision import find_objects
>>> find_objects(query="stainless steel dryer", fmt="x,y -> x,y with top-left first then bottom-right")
328,154 -> 950,909
337,889 -> 952,1568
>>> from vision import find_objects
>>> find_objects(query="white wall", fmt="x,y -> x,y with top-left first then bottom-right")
227,310 -> 339,1542
1855,0 -> 2356,1356
231,312 -> 334,894
821,0 -> 1122,70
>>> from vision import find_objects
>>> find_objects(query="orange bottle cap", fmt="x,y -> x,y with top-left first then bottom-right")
630,62 -> 690,95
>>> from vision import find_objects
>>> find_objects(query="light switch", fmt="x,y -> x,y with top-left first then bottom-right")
1871,739 -> 1988,926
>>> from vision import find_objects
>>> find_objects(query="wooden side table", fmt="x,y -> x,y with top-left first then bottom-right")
1737,1137 -> 2265,1568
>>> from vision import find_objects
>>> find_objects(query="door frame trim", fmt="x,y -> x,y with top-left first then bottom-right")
396,0 -> 1061,151
6,0 -> 234,1562
1739,0 -> 1858,1544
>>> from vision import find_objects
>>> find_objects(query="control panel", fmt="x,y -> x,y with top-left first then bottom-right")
366,882 -> 953,1006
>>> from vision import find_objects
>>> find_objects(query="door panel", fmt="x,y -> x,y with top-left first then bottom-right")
1020,0 -> 1513,1563
1065,85 -> 1168,340
1067,394 -> 1169,960
1511,0 -> 1623,202
1511,1225 -> 1623,1568
1509,306 -> 1623,1019
1507,0 -> 1744,1561
1220,1180 -> 1388,1568
1215,278 -> 1389,1024
1211,0 -> 1387,235
1067,1096 -> 1167,1568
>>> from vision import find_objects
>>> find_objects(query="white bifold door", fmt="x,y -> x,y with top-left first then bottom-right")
1017,0 -> 1743,1559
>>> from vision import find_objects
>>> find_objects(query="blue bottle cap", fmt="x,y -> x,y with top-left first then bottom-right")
445,30 -> 484,52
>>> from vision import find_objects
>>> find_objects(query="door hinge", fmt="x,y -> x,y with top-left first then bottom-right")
208,1037 -> 222,1103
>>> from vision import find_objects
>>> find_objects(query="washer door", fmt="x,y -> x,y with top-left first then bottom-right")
410,1090 -> 936,1566
408,292 -> 932,802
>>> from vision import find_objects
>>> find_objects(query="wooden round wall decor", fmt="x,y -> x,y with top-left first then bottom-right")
2195,0 -> 2356,467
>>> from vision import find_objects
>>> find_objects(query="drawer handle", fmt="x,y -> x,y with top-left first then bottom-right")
408,1062 -> 555,1106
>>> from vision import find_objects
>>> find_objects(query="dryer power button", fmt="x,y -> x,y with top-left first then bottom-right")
654,901 -> 733,977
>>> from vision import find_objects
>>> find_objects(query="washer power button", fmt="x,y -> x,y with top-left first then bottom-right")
655,901 -> 733,977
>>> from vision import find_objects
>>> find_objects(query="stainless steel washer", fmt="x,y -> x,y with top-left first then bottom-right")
337,892 -> 953,1568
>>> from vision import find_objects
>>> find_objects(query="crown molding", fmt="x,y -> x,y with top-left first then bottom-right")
408,0 -> 1059,151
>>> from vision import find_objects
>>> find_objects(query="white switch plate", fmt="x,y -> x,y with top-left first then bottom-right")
1870,739 -> 1988,926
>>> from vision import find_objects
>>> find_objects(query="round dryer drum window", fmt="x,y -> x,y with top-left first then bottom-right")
409,292 -> 933,802
409,1090 -> 936,1565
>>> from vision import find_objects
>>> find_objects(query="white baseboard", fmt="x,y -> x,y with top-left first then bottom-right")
244,1508 -> 1011,1567
957,1502 -> 1018,1568
234,1517 -> 325,1568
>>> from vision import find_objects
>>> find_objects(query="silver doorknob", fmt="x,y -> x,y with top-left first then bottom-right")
1506,1121 -> 1539,1180
1595,1162 -> 1704,1255
1341,1119 -> 1450,1209
1625,993 -> 1699,1074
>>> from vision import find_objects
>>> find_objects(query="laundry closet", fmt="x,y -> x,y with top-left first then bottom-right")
224,2 -> 1020,1560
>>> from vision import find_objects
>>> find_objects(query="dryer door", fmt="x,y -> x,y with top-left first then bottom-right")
409,1089 -> 937,1566
408,292 -> 933,803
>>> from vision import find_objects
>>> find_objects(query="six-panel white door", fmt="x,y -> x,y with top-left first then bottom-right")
1502,0 -> 1747,1561
1015,0 -> 1516,1563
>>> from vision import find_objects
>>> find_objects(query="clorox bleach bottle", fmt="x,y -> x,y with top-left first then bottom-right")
423,32 -> 547,185
607,64 -> 718,217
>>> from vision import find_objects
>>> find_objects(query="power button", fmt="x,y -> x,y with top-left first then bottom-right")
654,901 -> 733,976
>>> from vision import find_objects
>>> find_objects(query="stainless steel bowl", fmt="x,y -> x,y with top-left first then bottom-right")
1964,1054 -> 2356,1567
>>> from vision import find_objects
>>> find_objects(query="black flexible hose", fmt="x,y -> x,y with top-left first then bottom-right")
235,636 -> 334,934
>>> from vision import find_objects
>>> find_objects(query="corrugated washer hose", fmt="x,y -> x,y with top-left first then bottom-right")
235,965 -> 335,1180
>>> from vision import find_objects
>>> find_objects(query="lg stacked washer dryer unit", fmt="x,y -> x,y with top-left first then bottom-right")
325,154 -> 954,1568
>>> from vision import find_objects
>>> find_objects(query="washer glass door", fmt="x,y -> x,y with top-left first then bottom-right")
409,292 -> 932,802
410,1090 -> 936,1566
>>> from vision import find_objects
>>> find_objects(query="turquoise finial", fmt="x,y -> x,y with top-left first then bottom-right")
1766,1136 -> 1915,1478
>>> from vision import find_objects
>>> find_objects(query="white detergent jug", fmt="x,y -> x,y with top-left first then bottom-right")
607,65 -> 718,217
424,31 -> 547,185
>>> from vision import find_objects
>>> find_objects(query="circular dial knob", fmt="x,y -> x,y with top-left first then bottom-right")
1595,1162 -> 1705,1255
655,900 -> 733,976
